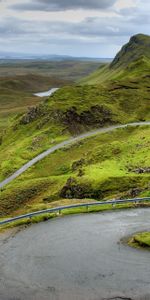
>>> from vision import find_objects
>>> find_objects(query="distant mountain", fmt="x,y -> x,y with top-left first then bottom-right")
0,51 -> 112,63
81,33 -> 150,84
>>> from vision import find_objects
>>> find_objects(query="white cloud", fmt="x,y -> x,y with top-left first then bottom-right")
0,0 -> 149,57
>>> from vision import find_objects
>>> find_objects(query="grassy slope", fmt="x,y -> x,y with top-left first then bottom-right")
0,80 -> 149,182
0,125 -> 150,216
0,34 -> 150,217
111,34 -> 150,68
134,232 -> 150,247
81,34 -> 150,84
129,232 -> 150,249
81,56 -> 150,84
1,34 -> 150,178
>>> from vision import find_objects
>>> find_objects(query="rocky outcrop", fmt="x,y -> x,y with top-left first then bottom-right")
19,103 -> 113,135
60,177 -> 103,199
60,177 -> 87,199
133,167 -> 150,174
59,105 -> 113,134
128,167 -> 150,174
72,158 -> 85,171
20,105 -> 49,125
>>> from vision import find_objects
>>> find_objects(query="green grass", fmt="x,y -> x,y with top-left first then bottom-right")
0,78 -> 149,182
0,125 -> 150,217
0,213 -> 57,232
128,232 -> 150,249
80,56 -> 150,84
134,232 -> 150,247
81,34 -> 150,85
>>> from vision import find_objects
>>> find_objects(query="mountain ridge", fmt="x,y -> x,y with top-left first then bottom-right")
110,33 -> 150,69
81,33 -> 150,84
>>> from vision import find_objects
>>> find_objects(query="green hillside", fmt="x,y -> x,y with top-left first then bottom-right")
111,34 -> 150,68
0,80 -> 149,183
81,34 -> 150,84
0,125 -> 150,216
0,34 -> 150,217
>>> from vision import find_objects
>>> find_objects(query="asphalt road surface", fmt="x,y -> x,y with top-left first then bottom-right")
0,208 -> 150,300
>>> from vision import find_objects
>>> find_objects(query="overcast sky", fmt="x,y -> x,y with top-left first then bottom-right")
0,0 -> 150,58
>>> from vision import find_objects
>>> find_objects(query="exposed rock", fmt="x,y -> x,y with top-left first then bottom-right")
72,158 -> 85,171
60,177 -> 103,199
20,105 -> 49,125
77,169 -> 85,177
133,167 -> 150,174
29,136 -> 44,151
59,105 -> 113,134
60,177 -> 84,199
129,188 -> 144,198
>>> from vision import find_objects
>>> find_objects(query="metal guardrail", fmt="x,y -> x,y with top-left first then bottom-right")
0,197 -> 150,226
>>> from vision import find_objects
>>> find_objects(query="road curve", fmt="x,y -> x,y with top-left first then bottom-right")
0,121 -> 150,189
0,208 -> 150,300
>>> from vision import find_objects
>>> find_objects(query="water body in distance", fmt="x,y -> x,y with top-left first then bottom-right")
34,87 -> 59,97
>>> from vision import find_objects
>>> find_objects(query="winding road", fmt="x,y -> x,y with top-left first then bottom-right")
0,208 -> 150,300
0,121 -> 150,189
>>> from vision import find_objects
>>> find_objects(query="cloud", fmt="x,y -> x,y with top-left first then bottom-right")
1,0 -> 150,57
11,0 -> 117,12
0,15 -> 132,40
